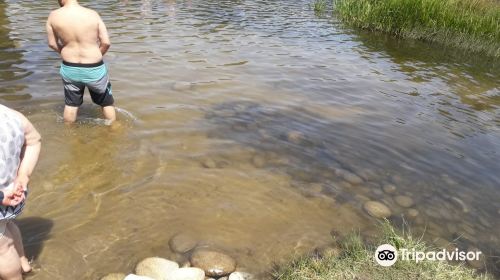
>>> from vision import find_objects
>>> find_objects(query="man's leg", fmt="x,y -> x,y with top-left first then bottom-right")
63,105 -> 79,123
0,225 -> 23,280
102,106 -> 116,122
7,222 -> 31,273
88,73 -> 116,123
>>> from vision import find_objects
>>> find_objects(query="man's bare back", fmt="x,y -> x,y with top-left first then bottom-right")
46,0 -> 110,63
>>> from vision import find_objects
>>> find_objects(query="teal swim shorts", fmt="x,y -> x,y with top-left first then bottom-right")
60,60 -> 114,107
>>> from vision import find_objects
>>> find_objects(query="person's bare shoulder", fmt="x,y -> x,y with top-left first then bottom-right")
81,6 -> 101,19
47,8 -> 62,23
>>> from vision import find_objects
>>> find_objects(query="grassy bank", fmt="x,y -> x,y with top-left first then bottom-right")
334,0 -> 500,57
274,222 -> 490,280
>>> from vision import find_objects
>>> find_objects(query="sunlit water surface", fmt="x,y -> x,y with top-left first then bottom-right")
0,0 -> 499,278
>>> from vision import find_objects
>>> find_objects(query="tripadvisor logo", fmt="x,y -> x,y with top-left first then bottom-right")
375,244 -> 482,267
375,244 -> 398,266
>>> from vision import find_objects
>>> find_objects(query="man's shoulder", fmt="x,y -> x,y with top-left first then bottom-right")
80,6 -> 100,17
47,7 -> 64,19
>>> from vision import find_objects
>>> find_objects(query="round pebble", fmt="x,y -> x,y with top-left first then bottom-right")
166,267 -> 205,280
101,273 -> 126,280
406,208 -> 419,219
124,275 -> 155,280
190,250 -> 236,277
343,172 -> 363,185
229,272 -> 254,280
466,247 -> 485,269
382,184 -> 397,194
308,183 -> 323,194
201,158 -> 217,169
363,201 -> 392,218
358,169 -> 377,181
287,131 -> 304,144
169,233 -> 198,254
135,257 -> 179,280
394,195 -> 414,208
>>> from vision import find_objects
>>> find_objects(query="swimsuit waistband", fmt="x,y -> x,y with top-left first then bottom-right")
62,60 -> 104,68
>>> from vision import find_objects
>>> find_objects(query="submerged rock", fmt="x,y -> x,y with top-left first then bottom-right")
101,273 -> 126,280
228,272 -> 254,280
201,158 -> 217,169
406,208 -> 419,219
394,195 -> 414,208
382,184 -> 397,194
357,168 -> 377,181
450,196 -> 470,213
135,257 -> 179,280
287,130 -> 304,144
169,233 -> 198,254
190,249 -> 236,277
335,169 -> 363,185
167,267 -> 205,280
363,201 -> 392,218
466,247 -> 485,269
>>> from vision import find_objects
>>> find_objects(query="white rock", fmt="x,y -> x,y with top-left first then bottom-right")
135,257 -> 179,280
229,272 -> 254,280
124,275 -> 155,280
166,267 -> 204,280
101,273 -> 126,280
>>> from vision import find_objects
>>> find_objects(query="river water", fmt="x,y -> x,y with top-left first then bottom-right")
1,0 -> 499,279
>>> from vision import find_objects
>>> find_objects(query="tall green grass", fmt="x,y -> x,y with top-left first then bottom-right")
335,0 -> 500,57
273,221 -> 491,280
313,0 -> 328,15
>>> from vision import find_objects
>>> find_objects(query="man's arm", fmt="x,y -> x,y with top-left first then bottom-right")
46,14 -> 61,53
97,15 -> 111,55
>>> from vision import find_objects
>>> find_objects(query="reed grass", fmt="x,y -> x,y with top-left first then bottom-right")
313,0 -> 328,15
273,221 -> 491,280
335,0 -> 500,57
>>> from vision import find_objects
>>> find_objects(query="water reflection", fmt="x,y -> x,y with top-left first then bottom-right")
0,1 -> 30,100
354,30 -> 500,111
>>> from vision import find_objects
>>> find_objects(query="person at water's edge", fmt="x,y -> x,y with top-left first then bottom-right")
0,104 -> 41,280
46,0 -> 116,123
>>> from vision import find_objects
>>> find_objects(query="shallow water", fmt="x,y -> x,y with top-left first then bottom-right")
1,0 -> 499,278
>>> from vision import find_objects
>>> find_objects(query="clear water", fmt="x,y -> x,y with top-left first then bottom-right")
0,0 -> 499,278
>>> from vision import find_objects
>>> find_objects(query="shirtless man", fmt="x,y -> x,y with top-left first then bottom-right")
46,0 -> 116,123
